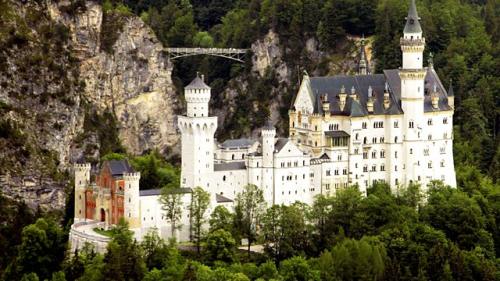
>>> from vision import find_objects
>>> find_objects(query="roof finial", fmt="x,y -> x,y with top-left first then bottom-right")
385,82 -> 389,92
358,35 -> 368,75
351,86 -> 356,95
433,83 -> 437,93
368,86 -> 373,98
341,85 -> 346,94
448,79 -> 454,97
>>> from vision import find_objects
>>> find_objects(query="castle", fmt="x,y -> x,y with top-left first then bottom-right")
70,0 -> 456,249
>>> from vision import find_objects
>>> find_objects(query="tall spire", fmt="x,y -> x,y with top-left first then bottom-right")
358,35 -> 369,75
404,0 -> 422,34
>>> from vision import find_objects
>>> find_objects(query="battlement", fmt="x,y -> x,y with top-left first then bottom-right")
74,163 -> 91,172
123,172 -> 141,181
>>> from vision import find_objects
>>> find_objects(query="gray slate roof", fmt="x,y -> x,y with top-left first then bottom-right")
185,75 -> 210,89
216,193 -> 233,203
274,138 -> 289,153
140,189 -> 161,196
325,131 -> 350,138
263,120 -> 275,130
220,138 -> 256,149
214,161 -> 246,171
307,67 -> 451,117
404,0 -> 422,34
106,160 -> 134,176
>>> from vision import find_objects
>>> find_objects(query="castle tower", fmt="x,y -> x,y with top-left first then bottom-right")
74,163 -> 91,221
400,0 -> 426,185
123,172 -> 141,229
261,121 -> 276,203
178,74 -> 217,190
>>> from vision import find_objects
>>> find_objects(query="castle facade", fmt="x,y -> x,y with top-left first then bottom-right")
70,0 -> 456,248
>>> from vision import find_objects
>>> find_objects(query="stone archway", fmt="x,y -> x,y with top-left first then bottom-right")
100,208 -> 105,222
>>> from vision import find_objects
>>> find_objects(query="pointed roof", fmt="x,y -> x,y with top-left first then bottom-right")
404,0 -> 422,34
358,35 -> 369,74
350,99 -> 368,117
186,73 -> 210,89
448,79 -> 454,97
263,119 -> 276,130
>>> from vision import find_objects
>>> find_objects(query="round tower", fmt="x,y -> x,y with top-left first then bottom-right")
261,121 -> 276,203
178,74 -> 218,190
74,163 -> 91,221
400,0 -> 426,185
185,73 -> 211,118
123,172 -> 141,229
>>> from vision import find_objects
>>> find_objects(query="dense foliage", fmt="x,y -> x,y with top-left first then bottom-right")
1,180 -> 499,280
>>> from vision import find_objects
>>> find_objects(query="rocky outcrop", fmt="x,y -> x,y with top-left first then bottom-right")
0,0 -> 178,210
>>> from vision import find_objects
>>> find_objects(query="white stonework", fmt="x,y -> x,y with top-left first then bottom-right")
70,1 -> 456,252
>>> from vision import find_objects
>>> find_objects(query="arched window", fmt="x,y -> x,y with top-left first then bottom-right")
355,133 -> 359,140
242,154 -> 245,159
232,154 -> 235,160
222,175 -> 226,181
364,137 -> 367,144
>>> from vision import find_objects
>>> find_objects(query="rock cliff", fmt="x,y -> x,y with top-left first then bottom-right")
0,0 -> 178,210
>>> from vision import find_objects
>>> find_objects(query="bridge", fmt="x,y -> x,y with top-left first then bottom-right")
164,47 -> 249,63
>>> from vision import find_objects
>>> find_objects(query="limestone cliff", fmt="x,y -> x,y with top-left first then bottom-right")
0,0 -> 178,210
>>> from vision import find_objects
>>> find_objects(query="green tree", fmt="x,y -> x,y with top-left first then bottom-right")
8,218 -> 66,281
204,229 -> 236,263
193,31 -> 214,47
102,219 -> 146,281
280,256 -> 320,281
160,188 -> 184,239
234,184 -> 266,256
209,205 -> 234,233
189,187 -> 210,254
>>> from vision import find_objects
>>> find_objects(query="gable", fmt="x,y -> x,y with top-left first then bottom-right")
275,140 -> 304,157
293,76 -> 314,114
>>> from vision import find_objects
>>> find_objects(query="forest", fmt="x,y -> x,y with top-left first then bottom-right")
0,0 -> 499,280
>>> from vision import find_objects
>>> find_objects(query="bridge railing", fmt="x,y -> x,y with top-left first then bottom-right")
164,47 -> 250,62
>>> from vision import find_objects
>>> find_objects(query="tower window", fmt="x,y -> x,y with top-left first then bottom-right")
362,122 -> 367,129
394,121 -> 399,128
409,121 -> 414,128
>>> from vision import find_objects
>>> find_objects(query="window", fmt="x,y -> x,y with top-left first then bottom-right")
395,136 -> 398,143
326,170 -> 331,176
363,152 -> 368,159
343,169 -> 347,175
428,135 -> 432,140
395,151 -> 398,158
410,148 -> 413,154
409,121 -> 414,128
380,137 -> 385,143
372,151 -> 377,158
443,117 -> 448,124
355,133 -> 359,140
337,155 -> 342,161
232,154 -> 235,160
363,165 -> 368,172
424,149 -> 429,156
428,118 -> 433,126
394,121 -> 399,128
326,184 -> 330,190
371,165 -> 377,172
395,165 -> 398,171
380,150 -> 385,158
395,178 -> 399,185
428,162 -> 432,169
440,160 -> 445,167
223,175 -> 226,181
362,122 -> 367,129
372,137 -> 377,144
364,137 -> 367,144
334,169 -> 339,176
334,124 -> 339,130
381,165 -> 385,171
440,147 -> 445,154
354,148 -> 359,154
443,133 -> 448,139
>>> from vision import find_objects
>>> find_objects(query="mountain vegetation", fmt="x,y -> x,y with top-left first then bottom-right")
0,0 -> 498,280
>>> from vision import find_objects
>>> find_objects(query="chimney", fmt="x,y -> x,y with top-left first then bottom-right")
367,86 -> 374,113
383,82 -> 391,109
201,74 -> 205,82
447,79 -> 454,109
339,85 -> 347,111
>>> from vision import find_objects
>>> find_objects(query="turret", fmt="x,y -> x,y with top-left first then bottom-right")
123,172 -> 141,228
74,163 -> 91,221
447,79 -> 454,108
185,73 -> 211,117
383,83 -> 391,109
358,35 -> 369,75
262,121 -> 276,168
401,0 -> 425,70
321,94 -> 330,113
367,86 -> 374,113
339,85 -> 347,111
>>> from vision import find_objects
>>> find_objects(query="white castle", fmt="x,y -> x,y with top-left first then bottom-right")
70,0 -> 456,250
